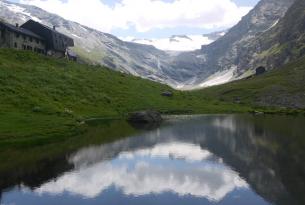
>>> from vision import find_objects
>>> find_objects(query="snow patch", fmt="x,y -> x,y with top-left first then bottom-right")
219,32 -> 226,36
176,67 -> 236,90
264,19 -> 279,32
71,33 -> 82,39
121,35 -> 213,51
5,3 -> 42,23
199,68 -> 236,88
80,26 -> 88,32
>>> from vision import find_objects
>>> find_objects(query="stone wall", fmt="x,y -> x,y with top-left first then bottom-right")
0,29 -> 46,53
0,28 -> 9,48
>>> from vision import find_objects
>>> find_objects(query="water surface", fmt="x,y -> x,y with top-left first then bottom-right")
0,115 -> 304,205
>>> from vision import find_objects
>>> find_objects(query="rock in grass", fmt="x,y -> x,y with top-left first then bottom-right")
255,66 -> 266,76
32,106 -> 42,113
251,110 -> 264,115
128,110 -> 162,123
161,91 -> 173,97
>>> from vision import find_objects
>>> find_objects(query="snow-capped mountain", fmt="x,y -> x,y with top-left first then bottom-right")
121,32 -> 225,52
0,0 -> 184,87
0,0 -> 298,90
171,0 -> 296,90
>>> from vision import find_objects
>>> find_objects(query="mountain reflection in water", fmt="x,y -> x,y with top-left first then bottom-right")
0,115 -> 304,205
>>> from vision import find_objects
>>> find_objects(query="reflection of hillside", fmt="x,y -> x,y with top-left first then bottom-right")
0,120 -> 137,195
167,115 -> 304,205
69,115 -> 304,204
0,115 -> 304,205
0,154 -> 72,191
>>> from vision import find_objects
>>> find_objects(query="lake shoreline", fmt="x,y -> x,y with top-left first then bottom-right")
0,109 -> 304,148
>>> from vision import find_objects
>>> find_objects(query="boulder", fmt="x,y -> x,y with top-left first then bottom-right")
128,110 -> 162,123
161,91 -> 173,97
255,66 -> 266,76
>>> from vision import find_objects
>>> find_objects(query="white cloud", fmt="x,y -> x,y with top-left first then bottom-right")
20,0 -> 252,33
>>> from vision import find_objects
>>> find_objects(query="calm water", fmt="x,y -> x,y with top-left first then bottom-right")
0,115 -> 304,205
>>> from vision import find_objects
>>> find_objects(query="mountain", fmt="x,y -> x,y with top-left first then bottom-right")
0,0 -> 182,87
122,31 -> 226,52
236,0 -> 305,73
0,0 -> 300,89
176,0 -> 296,89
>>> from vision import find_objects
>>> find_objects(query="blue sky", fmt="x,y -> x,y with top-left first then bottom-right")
10,0 -> 260,38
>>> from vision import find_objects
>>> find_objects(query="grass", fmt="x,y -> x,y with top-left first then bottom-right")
0,49 -> 249,142
0,48 -> 304,143
197,56 -> 305,114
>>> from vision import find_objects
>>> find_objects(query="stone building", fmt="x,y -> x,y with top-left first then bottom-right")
0,21 -> 46,53
21,20 -> 74,57
0,19 -> 74,58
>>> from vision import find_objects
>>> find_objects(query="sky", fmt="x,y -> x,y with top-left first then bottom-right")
8,0 -> 260,39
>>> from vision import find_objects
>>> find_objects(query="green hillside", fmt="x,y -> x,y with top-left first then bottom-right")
1,49 -> 304,144
199,56 -> 305,112
0,49 -> 246,143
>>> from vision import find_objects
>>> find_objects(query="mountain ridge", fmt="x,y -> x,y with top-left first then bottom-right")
174,0 -> 296,89
0,0 -> 302,90
0,0 -> 182,87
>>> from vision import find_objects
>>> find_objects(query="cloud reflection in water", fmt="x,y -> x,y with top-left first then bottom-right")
35,142 -> 248,202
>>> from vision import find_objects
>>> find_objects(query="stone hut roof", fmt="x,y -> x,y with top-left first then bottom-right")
0,21 -> 44,40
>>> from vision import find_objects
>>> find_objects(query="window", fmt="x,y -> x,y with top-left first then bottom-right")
15,33 -> 20,38
29,37 -> 33,42
36,39 -> 39,44
22,35 -> 26,40
27,45 -> 32,51
1,29 -> 5,39
14,42 -> 17,48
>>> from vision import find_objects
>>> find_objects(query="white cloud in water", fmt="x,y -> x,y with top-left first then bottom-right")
35,142 -> 248,201
20,0 -> 252,33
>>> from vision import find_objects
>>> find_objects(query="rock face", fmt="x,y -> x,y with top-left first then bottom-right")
237,0 -> 305,73
174,0 -> 296,89
127,111 -> 162,123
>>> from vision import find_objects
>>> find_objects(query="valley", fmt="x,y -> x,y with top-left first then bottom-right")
1,0 -> 303,89
0,0 -> 304,148
0,0 -> 305,204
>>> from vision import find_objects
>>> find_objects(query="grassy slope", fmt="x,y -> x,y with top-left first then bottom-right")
1,48 -> 304,142
0,49 -> 247,141
198,56 -> 305,113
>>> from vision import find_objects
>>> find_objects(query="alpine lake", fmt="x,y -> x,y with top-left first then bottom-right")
0,114 -> 304,205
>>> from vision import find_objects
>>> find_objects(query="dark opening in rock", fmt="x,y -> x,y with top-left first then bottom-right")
256,66 -> 266,76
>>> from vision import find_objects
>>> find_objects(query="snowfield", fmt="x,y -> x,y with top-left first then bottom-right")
120,34 -> 223,51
